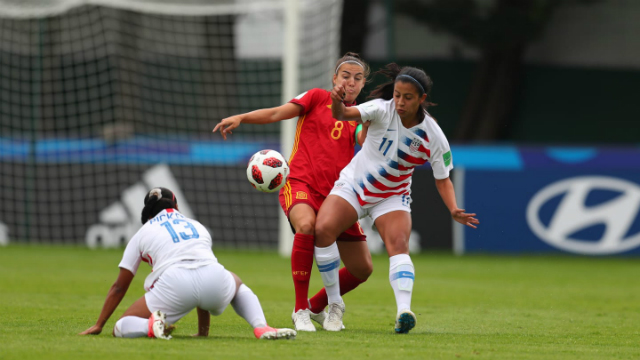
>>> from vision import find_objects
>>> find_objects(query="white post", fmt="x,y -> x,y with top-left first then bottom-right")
278,0 -> 299,257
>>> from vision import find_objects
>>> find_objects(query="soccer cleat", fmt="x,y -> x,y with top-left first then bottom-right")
310,309 -> 345,330
254,326 -> 297,340
394,309 -> 416,334
292,309 -> 316,332
323,301 -> 345,332
148,310 -> 172,340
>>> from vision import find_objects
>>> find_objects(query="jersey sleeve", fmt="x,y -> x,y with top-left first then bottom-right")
289,88 -> 321,116
118,232 -> 142,275
429,132 -> 454,180
355,99 -> 385,123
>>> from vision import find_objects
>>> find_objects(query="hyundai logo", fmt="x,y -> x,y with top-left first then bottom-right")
526,176 -> 640,255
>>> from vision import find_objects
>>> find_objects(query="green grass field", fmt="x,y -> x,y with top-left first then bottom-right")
1,245 -> 638,360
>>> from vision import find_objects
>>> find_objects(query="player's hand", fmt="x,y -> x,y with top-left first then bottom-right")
79,324 -> 103,335
212,116 -> 242,140
330,80 -> 347,103
451,209 -> 479,229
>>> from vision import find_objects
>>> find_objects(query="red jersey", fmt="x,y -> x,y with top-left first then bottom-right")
282,88 -> 359,198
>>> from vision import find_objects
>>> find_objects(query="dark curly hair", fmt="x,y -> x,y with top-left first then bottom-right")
140,187 -> 178,224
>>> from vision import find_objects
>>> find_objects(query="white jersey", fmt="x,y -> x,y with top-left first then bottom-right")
339,98 -> 453,207
119,209 -> 217,291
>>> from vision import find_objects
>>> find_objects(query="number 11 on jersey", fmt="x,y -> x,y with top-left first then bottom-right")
379,137 -> 393,156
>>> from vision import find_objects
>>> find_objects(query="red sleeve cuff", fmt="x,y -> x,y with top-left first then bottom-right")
289,99 -> 306,116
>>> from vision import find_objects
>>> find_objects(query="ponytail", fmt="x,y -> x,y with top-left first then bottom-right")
367,63 -> 402,101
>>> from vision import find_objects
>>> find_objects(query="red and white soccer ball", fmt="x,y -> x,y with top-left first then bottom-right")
246,149 -> 289,193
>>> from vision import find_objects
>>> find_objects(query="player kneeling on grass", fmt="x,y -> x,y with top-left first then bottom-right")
79,187 -> 296,340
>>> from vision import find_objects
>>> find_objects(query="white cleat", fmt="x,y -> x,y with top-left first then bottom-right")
310,309 -> 345,329
323,301 -> 345,332
254,326 -> 297,340
148,310 -> 172,340
394,309 -> 416,334
292,309 -> 316,332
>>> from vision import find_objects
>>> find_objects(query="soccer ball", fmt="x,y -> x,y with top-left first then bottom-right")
246,149 -> 289,193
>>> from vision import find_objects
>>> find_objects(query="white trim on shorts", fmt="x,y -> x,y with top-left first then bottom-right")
329,181 -> 412,222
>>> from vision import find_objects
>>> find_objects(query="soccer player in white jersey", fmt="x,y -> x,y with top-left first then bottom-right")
79,187 -> 296,340
313,64 -> 479,333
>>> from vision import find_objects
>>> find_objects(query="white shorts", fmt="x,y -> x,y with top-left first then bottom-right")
145,262 -> 236,325
329,181 -> 412,222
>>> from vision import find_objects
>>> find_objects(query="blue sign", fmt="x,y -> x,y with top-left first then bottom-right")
459,170 -> 640,255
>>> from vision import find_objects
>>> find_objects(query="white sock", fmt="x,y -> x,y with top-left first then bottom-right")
315,243 -> 342,304
231,284 -> 267,329
113,316 -> 149,338
389,254 -> 415,314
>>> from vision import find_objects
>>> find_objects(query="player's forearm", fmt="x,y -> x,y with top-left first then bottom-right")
333,103 -> 363,122
241,103 -> 300,125
95,283 -> 128,327
196,307 -> 210,336
435,177 -> 459,214
331,96 -> 347,120
356,124 -> 369,146
239,108 -> 281,124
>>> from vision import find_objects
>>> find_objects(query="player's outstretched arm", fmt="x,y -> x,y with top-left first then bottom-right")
434,177 -> 479,229
192,307 -> 210,337
79,268 -> 134,335
212,103 -> 302,140
331,81 -> 363,122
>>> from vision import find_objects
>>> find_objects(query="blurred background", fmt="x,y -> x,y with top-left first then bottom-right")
0,0 -> 638,256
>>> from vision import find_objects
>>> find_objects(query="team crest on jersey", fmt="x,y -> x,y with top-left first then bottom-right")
409,138 -> 422,153
296,191 -> 308,200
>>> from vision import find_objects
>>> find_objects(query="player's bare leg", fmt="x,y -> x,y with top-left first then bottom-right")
308,241 -> 372,328
314,195 -> 359,331
375,210 -> 417,334
228,272 -> 297,340
288,203 -> 318,331
337,241 -> 373,286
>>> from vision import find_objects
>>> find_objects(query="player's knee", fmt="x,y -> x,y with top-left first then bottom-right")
314,221 -> 327,238
295,221 -> 315,235
361,256 -> 374,279
384,235 -> 409,255
314,222 -> 336,246
363,261 -> 373,279
113,319 -> 123,337
352,262 -> 373,281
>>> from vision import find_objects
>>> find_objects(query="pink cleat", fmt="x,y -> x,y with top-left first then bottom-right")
147,310 -> 173,340
253,325 -> 297,340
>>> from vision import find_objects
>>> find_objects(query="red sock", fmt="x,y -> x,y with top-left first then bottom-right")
291,233 -> 315,311
308,267 -> 365,314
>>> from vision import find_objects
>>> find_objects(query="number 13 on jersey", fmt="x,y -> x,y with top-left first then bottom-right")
161,219 -> 200,243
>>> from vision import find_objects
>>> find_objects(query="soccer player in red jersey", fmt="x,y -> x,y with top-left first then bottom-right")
213,53 -> 373,332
